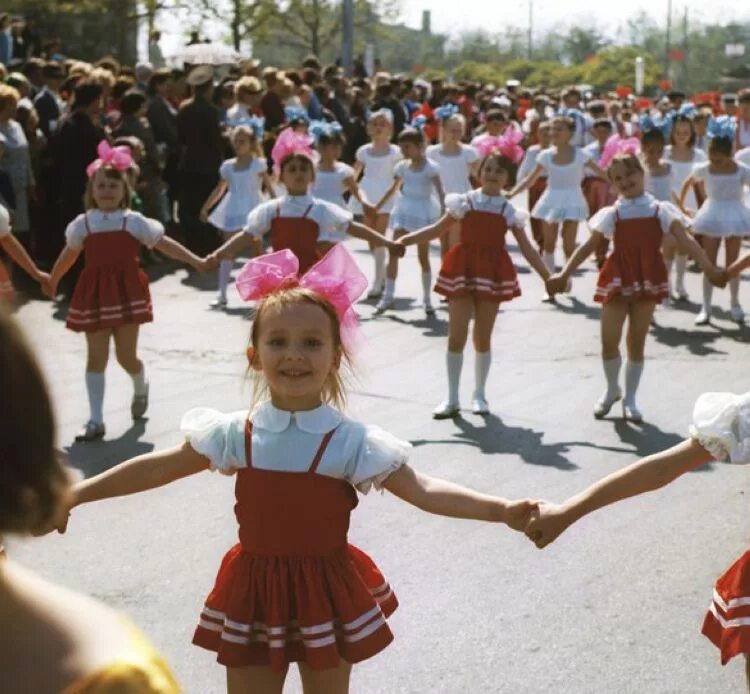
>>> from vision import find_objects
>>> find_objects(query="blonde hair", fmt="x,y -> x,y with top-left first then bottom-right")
606,153 -> 644,179
234,75 -> 261,99
84,166 -> 134,210
231,124 -> 262,157
68,61 -> 92,77
439,113 -> 466,140
249,287 -> 351,410
89,67 -> 116,89
0,83 -> 20,111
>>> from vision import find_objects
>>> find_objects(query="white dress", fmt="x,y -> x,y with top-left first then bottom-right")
426,144 -> 479,194
531,147 -> 592,222
208,158 -> 267,232
689,392 -> 750,464
389,159 -> 442,231
644,166 -> 674,203
690,162 -> 750,237
517,145 -> 547,183
350,144 -> 402,215
735,147 -> 750,207
310,163 -> 355,242
665,145 -> 707,213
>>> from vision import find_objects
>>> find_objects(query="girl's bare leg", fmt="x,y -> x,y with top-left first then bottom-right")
470,298 -> 500,412
113,323 -> 149,419
434,296 -> 473,417
417,241 -> 433,312
561,220 -> 579,260
697,237 -> 720,323
226,665 -> 287,694
366,212 -> 389,297
80,329 -> 112,436
594,300 -> 629,418
541,221 -> 559,300
726,236 -> 744,321
298,661 -> 352,694
621,299 -> 657,420
376,226 -> 403,312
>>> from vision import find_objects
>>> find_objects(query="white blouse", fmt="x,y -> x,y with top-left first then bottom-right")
64,210 -> 165,251
589,194 -> 683,239
181,401 -> 411,494
536,148 -> 593,190
393,159 -> 441,199
0,204 -> 9,237
311,163 -> 355,208
426,144 -> 479,194
243,194 -> 353,241
689,392 -> 750,464
690,162 -> 750,202
445,190 -> 527,228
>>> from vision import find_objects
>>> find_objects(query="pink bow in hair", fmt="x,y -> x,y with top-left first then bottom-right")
599,135 -> 641,169
86,140 -> 134,178
473,128 -> 525,164
236,244 -> 368,353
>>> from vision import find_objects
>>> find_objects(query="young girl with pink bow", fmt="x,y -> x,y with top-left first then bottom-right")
54,244 -> 538,694
46,141 -> 206,441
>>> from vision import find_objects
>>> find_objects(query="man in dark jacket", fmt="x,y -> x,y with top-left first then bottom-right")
33,61 -> 64,138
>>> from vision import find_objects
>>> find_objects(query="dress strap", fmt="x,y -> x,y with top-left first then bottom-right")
653,202 -> 660,218
302,204 -> 314,219
614,204 -> 620,223
308,428 -> 337,474
467,197 -> 474,211
275,201 -> 282,218
244,419 -> 254,469
500,200 -> 507,217
121,210 -> 128,231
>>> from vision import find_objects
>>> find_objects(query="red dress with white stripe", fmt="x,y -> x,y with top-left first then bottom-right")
193,419 -> 398,670
594,205 -> 669,304
66,213 -> 153,332
435,200 -> 521,302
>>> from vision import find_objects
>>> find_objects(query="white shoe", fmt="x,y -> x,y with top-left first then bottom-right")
367,281 -> 384,299
622,402 -> 643,423
661,296 -> 672,309
432,401 -> 460,419
542,292 -> 556,303
423,300 -> 436,317
694,309 -> 711,325
471,396 -> 490,415
731,305 -> 745,324
593,390 -> 622,419
673,286 -> 689,302
209,297 -> 228,309
374,294 -> 394,313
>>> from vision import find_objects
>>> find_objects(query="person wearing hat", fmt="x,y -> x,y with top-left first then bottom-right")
33,61 -> 64,138
667,89 -> 686,110
722,93 -> 738,118
176,64 -> 223,255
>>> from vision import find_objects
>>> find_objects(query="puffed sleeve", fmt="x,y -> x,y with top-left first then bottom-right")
588,205 -> 617,238
425,159 -> 441,178
393,160 -> 407,179
657,201 -> 686,234
243,199 -> 274,237
690,162 -> 708,183
127,213 -> 165,249
349,425 -> 412,494
0,204 -> 9,237
536,149 -> 551,173
503,201 -> 528,229
338,163 -> 355,181
689,392 -> 750,464
181,408 -> 247,474
314,199 -> 353,238
739,163 -> 750,187
355,144 -> 368,164
219,160 -> 233,180
445,192 -> 469,219
464,145 -> 479,164
736,147 -> 750,167
64,214 -> 89,250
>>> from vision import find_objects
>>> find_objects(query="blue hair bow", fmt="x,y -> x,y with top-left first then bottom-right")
411,115 -> 428,132
434,103 -> 459,121
229,115 -> 265,139
707,115 -> 737,141
557,107 -> 583,119
285,106 -> 310,125
639,113 -> 672,137
309,119 -> 343,141
677,102 -> 697,119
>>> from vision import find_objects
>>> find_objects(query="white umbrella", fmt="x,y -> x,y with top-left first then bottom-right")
171,43 -> 243,65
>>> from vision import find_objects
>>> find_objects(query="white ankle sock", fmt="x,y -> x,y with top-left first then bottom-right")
383,277 -> 395,300
130,365 -> 148,396
474,351 -> 492,400
702,275 -> 713,314
664,257 -> 674,293
85,371 -> 105,424
543,252 -> 555,273
446,351 -> 463,405
373,247 -> 386,285
624,361 -> 644,408
421,271 -> 432,303
218,260 -> 232,300
730,276 -> 741,306
675,255 -> 687,291
602,356 -> 622,400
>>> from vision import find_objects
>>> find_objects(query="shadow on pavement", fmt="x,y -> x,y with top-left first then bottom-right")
64,420 -> 154,478
381,311 -> 448,338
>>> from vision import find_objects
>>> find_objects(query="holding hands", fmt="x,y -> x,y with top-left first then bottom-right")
545,272 -> 569,297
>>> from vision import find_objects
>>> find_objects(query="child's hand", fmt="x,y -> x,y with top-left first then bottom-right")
709,266 -> 728,289
362,202 -> 376,218
199,209 -> 209,224
387,240 -> 406,258
41,276 -> 57,299
545,273 -> 567,296
503,498 -> 540,532
524,501 -> 572,548
35,270 -> 51,286
204,253 -> 220,271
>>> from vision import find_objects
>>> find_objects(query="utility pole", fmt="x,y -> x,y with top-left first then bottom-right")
342,0 -> 354,75
528,0 -> 533,60
664,0 -> 672,81
682,8 -> 689,90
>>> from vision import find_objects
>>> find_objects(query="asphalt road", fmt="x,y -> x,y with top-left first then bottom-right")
8,223 -> 750,693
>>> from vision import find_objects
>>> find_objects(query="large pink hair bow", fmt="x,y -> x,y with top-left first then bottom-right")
236,244 -> 368,353
86,140 -> 134,178
599,135 -> 641,168
472,128 -> 525,164
271,127 -> 318,175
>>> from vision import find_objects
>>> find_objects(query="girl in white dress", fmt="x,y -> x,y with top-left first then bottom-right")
680,117 -> 750,325
426,106 -> 479,256
350,110 -> 402,298
200,122 -> 273,309
665,110 -> 708,300
508,115 -> 607,299
375,125 -> 445,315
516,121 -> 551,250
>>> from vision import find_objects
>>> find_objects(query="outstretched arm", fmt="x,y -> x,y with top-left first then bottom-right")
374,178 -> 401,211
670,220 -> 721,283
47,246 -> 81,295
546,231 -> 602,294
154,236 -> 206,272
398,213 -> 454,246
678,176 -> 696,215
511,225 -> 551,281
0,233 -> 46,282
525,438 -> 712,548
199,179 -> 228,222
346,221 -> 401,255
213,231 -> 257,262
383,464 -> 537,531
507,163 -> 543,198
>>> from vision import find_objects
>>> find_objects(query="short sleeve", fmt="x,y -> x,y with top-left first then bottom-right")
657,202 -> 686,234
0,204 -> 9,237
243,200 -> 275,237
127,213 -> 165,249
314,199 -> 353,238
64,214 -> 89,250
393,160 -> 407,178
338,163 -> 355,181
691,162 -> 709,183
445,193 -> 469,219
739,163 -> 750,187
425,160 -> 441,178
463,145 -> 479,164
503,202 -> 528,229
253,158 -> 267,175
689,392 -> 750,464
355,145 -> 369,164
181,408 -> 247,474
588,206 -> 617,238
536,149 -> 552,172
736,147 -> 750,167
348,425 -> 411,494
579,147 -> 594,164
219,160 -> 233,180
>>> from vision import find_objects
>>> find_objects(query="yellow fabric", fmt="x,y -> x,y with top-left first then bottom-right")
62,619 -> 181,694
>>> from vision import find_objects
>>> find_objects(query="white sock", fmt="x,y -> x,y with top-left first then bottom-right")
675,255 -> 687,292
601,356 -> 622,400
446,351 -> 463,405
382,277 -> 395,301
474,351 -> 492,400
373,247 -> 386,285
730,276 -> 741,306
543,251 -> 556,273
664,257 -> 674,293
218,260 -> 232,301
130,364 -> 148,396
85,371 -> 105,424
702,275 -> 713,314
421,271 -> 432,303
624,361 -> 644,408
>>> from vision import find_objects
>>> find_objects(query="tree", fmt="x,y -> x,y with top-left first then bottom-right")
562,26 -> 608,64
193,0 -> 277,50
580,46 -> 660,91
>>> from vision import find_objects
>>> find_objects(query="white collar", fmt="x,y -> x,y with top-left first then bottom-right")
286,193 -> 314,205
475,190 -> 508,205
619,193 -> 654,207
251,400 -> 343,433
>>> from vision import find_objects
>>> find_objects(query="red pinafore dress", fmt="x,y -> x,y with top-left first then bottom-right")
193,420 -> 398,670
269,202 -> 321,274
66,213 -> 153,332
594,205 -> 669,304
435,199 -> 521,302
